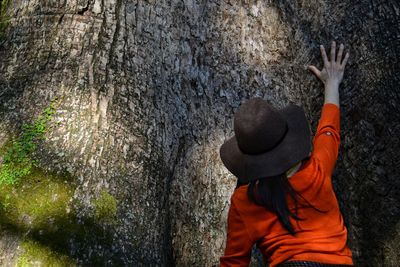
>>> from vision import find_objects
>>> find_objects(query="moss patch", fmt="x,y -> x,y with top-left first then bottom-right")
0,167 -> 122,265
0,166 -> 74,231
0,0 -> 11,40
0,167 -> 78,265
0,96 -> 62,185
0,93 -> 122,264
16,239 -> 76,267
93,189 -> 118,225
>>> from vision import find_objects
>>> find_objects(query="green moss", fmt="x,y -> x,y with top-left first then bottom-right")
0,0 -> 11,40
0,167 -> 78,265
0,166 -> 124,264
0,166 -> 74,231
0,96 -> 63,185
16,239 -> 76,267
0,135 -> 14,155
93,189 -> 118,225
0,167 -> 120,264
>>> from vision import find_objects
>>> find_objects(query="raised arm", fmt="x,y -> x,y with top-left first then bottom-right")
307,41 -> 350,176
308,40 -> 350,108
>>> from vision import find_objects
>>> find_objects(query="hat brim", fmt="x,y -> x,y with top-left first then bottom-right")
219,104 -> 311,182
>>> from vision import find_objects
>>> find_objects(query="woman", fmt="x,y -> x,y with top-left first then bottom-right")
219,41 -> 353,267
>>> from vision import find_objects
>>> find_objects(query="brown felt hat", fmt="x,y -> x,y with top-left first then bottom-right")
219,97 -> 312,183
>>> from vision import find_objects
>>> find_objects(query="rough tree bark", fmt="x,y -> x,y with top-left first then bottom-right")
0,0 -> 399,266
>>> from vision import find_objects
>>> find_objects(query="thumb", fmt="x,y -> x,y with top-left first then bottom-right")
308,65 -> 321,78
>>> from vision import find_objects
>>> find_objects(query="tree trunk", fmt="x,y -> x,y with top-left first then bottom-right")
0,0 -> 399,266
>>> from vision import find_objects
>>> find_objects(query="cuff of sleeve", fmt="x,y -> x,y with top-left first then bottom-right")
317,103 -> 340,133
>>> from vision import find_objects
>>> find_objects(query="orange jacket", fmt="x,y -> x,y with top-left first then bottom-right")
220,103 -> 354,267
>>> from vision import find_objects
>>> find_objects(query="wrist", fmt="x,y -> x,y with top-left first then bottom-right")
323,82 -> 340,107
325,79 -> 340,89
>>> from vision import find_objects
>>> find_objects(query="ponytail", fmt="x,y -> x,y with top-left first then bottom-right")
246,158 -> 328,235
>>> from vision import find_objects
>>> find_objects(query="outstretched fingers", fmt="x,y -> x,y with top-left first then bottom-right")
337,43 -> 344,65
330,41 -> 336,63
320,45 -> 329,66
341,51 -> 350,68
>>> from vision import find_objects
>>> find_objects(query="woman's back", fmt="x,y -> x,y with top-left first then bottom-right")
220,104 -> 353,267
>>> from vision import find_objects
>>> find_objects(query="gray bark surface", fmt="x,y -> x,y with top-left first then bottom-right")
0,0 -> 399,266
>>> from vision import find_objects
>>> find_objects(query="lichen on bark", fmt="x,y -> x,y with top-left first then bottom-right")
0,0 -> 11,40
93,189 -> 118,225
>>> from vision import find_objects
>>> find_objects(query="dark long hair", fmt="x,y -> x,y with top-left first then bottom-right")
239,157 -> 328,236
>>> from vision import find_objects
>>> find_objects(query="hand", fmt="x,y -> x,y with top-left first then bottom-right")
308,41 -> 350,86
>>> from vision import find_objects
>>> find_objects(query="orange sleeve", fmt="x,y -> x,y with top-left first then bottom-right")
219,199 -> 253,267
311,103 -> 341,177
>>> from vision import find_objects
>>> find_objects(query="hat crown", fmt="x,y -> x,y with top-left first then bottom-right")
234,98 -> 288,154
